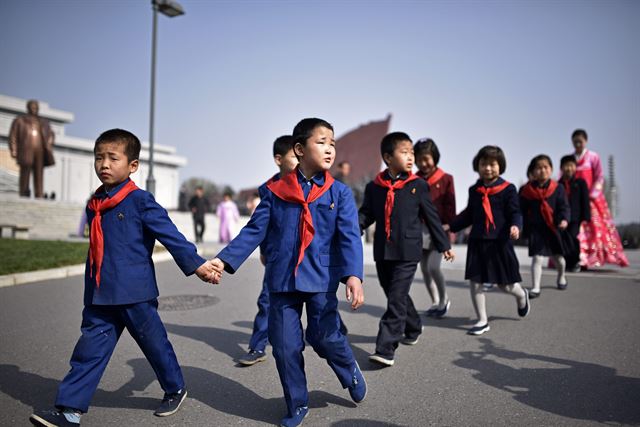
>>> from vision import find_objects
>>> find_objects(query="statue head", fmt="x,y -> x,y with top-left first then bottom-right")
26,100 -> 39,116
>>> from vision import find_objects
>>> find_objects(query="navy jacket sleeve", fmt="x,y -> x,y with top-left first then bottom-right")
336,184 -> 364,283
519,187 -> 531,237
554,185 -> 570,224
216,190 -> 272,273
578,179 -> 591,222
358,182 -> 376,231
140,192 -> 206,276
449,188 -> 473,233
418,182 -> 451,252
505,184 -> 523,230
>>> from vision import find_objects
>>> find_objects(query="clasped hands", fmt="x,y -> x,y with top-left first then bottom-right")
194,258 -> 225,284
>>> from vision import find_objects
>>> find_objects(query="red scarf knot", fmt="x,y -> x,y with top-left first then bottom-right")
475,180 -> 511,233
267,168 -> 334,274
87,180 -> 139,288
373,170 -> 420,240
521,180 -> 558,233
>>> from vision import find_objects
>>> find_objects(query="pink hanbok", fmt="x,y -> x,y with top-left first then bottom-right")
574,149 -> 628,268
216,199 -> 239,243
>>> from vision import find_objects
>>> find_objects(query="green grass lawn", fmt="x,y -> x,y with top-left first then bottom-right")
0,239 -> 88,275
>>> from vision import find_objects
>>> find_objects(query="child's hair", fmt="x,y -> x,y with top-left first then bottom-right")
529,154 -> 553,170
292,118 -> 334,147
223,190 -> 233,198
472,145 -> 507,174
95,129 -> 141,162
381,132 -> 412,162
560,155 -> 577,168
413,138 -> 440,165
572,129 -> 588,140
273,135 -> 294,157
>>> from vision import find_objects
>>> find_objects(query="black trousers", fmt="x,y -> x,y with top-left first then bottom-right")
565,221 -> 581,269
193,217 -> 205,242
374,260 -> 422,358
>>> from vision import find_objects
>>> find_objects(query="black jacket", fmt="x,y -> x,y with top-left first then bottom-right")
561,177 -> 591,224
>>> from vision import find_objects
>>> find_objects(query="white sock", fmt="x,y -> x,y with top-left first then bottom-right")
531,255 -> 544,292
62,408 -> 81,424
554,255 -> 567,285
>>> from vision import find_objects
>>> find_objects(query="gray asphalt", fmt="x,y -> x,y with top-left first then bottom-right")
1,249 -> 640,426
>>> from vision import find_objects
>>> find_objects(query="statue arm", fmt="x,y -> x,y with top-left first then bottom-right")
8,118 -> 19,157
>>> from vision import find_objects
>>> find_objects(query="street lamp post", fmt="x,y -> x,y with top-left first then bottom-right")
147,0 -> 184,195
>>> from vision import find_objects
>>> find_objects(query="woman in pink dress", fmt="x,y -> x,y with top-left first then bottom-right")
216,192 -> 239,243
570,129 -> 628,268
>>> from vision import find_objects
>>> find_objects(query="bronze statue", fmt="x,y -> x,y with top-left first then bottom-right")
8,100 -> 55,198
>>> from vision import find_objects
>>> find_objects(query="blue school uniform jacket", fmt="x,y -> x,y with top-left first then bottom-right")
216,176 -> 364,293
450,178 -> 523,240
84,179 -> 206,306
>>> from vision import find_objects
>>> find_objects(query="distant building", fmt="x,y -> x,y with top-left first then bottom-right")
0,94 -> 186,208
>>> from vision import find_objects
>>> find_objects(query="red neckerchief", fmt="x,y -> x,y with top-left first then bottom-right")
425,168 -> 446,186
475,180 -> 511,233
267,167 -> 334,274
87,180 -> 139,287
521,179 -> 559,232
373,170 -> 420,240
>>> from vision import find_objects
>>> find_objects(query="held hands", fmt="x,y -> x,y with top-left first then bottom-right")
510,226 -> 520,240
195,259 -> 222,284
442,250 -> 455,262
345,276 -> 364,310
558,220 -> 568,230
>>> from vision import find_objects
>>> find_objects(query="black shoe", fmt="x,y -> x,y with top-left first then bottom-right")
154,388 -> 188,417
238,350 -> 268,366
529,290 -> 540,299
368,353 -> 394,366
424,306 -> 438,317
518,289 -> 530,318
434,300 -> 451,318
30,410 -> 80,426
557,281 -> 568,290
467,324 -> 490,335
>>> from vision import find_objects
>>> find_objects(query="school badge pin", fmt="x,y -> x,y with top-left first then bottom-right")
329,202 -> 335,210
411,188 -> 416,194
117,212 -> 125,220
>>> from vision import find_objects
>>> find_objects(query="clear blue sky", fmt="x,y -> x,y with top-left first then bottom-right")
1,0 -> 638,222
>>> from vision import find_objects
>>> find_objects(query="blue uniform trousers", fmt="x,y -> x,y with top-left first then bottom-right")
55,300 -> 184,413
248,279 -> 270,352
268,291 -> 356,416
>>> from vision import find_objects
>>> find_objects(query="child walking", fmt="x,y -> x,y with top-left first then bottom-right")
30,129 -> 218,427
359,132 -> 454,367
414,138 -> 456,318
217,191 -> 239,243
520,155 -> 570,297
450,145 -> 530,336
212,118 -> 366,427
559,155 -> 591,271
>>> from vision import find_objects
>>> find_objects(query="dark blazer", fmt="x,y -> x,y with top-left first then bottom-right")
450,178 -> 523,240
561,177 -> 591,224
84,179 -> 206,306
217,178 -> 363,293
519,180 -> 570,236
359,172 -> 451,262
419,172 -> 456,225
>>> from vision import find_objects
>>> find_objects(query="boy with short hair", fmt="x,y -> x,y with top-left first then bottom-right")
30,129 -> 218,427
559,155 -> 591,271
359,132 -> 454,367
213,118 -> 366,427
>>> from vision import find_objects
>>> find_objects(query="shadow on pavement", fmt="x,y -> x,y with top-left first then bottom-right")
453,338 -> 640,424
332,420 -> 408,427
164,322 -> 250,361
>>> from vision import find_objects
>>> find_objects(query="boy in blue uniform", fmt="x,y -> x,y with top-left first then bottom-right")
359,132 -> 454,367
30,129 -> 218,427
212,118 -> 366,427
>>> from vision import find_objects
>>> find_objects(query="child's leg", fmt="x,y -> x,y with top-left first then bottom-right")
305,292 -> 356,388
498,282 -> 527,308
531,255 -> 544,293
427,250 -> 448,308
248,279 -> 270,352
55,306 -> 125,413
123,300 -> 184,395
469,281 -> 488,326
419,249 -> 439,307
268,292 -> 306,416
375,261 -> 419,358
554,255 -> 567,285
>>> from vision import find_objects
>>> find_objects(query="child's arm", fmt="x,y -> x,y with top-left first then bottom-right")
449,188 -> 472,233
140,192 -> 209,277
505,185 -> 523,240
518,189 -> 530,238
337,184 -> 365,284
358,182 -> 375,231
578,179 -> 591,223
214,191 -> 272,274
555,184 -> 569,230
345,276 -> 364,310
442,175 -> 457,225
418,184 -> 451,254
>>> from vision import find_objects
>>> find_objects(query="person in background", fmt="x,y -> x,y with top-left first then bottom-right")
188,186 -> 210,243
216,191 -> 239,243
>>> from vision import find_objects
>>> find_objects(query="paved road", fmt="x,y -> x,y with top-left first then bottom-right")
1,247 -> 639,426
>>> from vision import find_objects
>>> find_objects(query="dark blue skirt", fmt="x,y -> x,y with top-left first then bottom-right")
465,238 -> 522,284
527,225 -> 565,257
